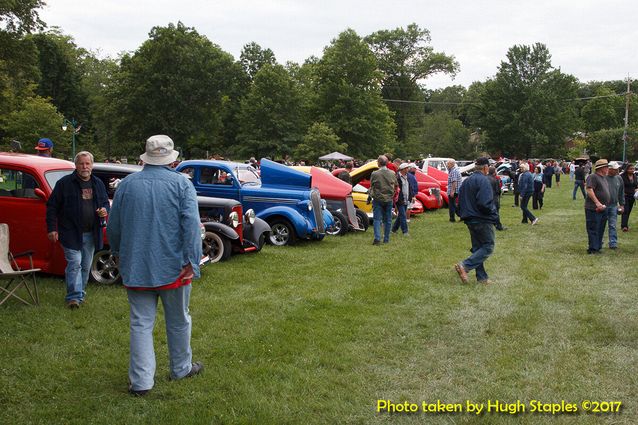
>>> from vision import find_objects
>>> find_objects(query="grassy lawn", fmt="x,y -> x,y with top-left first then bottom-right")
2,181 -> 637,424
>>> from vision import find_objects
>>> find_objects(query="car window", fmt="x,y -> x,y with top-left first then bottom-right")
44,170 -> 73,191
180,167 -> 194,180
235,167 -> 260,185
0,168 -> 40,198
199,167 -> 232,185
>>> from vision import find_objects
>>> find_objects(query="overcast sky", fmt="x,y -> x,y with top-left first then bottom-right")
40,0 -> 637,90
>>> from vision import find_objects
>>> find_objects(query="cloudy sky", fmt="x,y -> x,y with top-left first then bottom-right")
40,0 -> 637,89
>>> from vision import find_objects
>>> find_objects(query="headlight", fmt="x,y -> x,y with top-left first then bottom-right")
229,211 -> 239,228
244,209 -> 256,225
321,200 -> 327,210
308,202 -> 313,211
199,223 -> 205,239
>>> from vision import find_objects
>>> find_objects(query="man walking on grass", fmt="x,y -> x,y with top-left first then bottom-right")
584,159 -> 611,254
455,157 -> 498,285
369,155 -> 397,245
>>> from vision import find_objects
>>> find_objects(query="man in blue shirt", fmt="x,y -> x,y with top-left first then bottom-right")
107,135 -> 203,396
455,157 -> 498,285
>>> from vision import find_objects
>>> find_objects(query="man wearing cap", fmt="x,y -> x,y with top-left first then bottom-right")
584,159 -> 611,254
455,157 -> 499,285
46,151 -> 109,308
391,162 -> 411,235
107,135 -> 203,396
35,138 -> 54,157
369,155 -> 397,245
605,161 -> 625,249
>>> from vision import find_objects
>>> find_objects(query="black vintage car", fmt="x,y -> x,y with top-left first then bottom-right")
91,163 -> 271,284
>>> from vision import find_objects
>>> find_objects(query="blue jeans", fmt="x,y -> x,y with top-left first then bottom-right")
392,204 -> 408,234
520,194 -> 536,223
585,209 -> 607,252
606,206 -> 618,247
462,222 -> 495,281
127,285 -> 193,391
573,180 -> 586,200
62,232 -> 95,303
372,200 -> 393,242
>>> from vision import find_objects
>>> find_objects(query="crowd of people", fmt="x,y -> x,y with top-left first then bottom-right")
28,134 -> 638,395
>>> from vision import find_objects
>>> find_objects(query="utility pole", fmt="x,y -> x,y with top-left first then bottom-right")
622,77 -> 631,162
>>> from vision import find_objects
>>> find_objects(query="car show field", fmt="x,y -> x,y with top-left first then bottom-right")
2,183 -> 637,424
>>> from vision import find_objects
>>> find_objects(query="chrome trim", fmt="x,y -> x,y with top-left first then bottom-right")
345,196 -> 360,230
243,196 -> 298,205
310,189 -> 324,233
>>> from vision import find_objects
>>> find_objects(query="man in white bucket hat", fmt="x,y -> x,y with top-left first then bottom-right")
107,135 -> 203,396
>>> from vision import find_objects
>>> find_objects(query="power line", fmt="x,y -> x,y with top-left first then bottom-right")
382,92 -> 635,106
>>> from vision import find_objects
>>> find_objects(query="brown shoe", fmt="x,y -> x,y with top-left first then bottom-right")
454,263 -> 469,284
478,279 -> 493,285
66,300 -> 80,309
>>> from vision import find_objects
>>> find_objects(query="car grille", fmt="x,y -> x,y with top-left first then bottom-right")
431,187 -> 441,204
310,189 -> 324,233
345,196 -> 360,230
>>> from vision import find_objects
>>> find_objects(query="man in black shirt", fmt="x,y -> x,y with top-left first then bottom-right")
46,151 -> 109,308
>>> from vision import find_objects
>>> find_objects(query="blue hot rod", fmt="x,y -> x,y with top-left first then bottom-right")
176,159 -> 334,246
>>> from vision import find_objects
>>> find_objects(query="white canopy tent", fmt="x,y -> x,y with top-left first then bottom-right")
318,152 -> 353,161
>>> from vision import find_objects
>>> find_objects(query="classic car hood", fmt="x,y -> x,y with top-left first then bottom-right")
310,167 -> 351,198
291,166 -> 352,199
260,158 -> 310,189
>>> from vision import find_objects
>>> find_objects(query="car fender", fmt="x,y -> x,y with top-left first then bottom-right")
243,217 -> 271,244
203,221 -> 239,240
322,209 -> 335,230
256,205 -> 312,239
415,192 -> 438,210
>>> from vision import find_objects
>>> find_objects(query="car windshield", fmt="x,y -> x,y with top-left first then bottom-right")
44,169 -> 73,190
235,167 -> 260,185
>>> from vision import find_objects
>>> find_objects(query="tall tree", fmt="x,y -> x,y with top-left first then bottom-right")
240,42 -> 276,81
3,96 -> 67,155
477,43 -> 579,158
236,63 -> 305,159
31,30 -> 90,124
579,87 -> 624,132
405,112 -> 471,159
365,24 -> 459,146
293,122 -> 346,164
314,29 -> 396,159
0,0 -> 44,142
109,22 -> 241,157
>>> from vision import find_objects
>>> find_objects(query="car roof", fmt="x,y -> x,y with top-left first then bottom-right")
92,162 -> 143,172
0,152 -> 74,170
178,159 -> 251,170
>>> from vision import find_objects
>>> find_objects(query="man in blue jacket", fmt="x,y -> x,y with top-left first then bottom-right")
107,135 -> 203,396
46,151 -> 109,308
455,157 -> 498,285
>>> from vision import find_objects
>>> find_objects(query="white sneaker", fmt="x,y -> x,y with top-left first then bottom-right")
532,218 -> 539,226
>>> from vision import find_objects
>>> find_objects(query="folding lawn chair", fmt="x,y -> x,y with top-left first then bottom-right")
0,223 -> 40,306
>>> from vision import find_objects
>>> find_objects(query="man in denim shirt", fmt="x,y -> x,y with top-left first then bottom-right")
107,135 -> 203,396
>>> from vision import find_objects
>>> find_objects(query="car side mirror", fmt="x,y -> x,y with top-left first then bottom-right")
34,188 -> 46,200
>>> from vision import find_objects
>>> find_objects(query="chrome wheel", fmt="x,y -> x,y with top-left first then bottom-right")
90,249 -> 120,285
269,221 -> 293,246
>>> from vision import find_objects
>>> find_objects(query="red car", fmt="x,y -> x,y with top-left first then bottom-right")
0,153 -> 74,276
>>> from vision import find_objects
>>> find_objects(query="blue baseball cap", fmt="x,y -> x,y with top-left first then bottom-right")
35,138 -> 53,150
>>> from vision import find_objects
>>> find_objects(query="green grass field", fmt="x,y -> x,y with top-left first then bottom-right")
2,181 -> 637,424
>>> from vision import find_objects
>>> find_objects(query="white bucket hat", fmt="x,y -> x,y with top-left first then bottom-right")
140,135 -> 179,165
